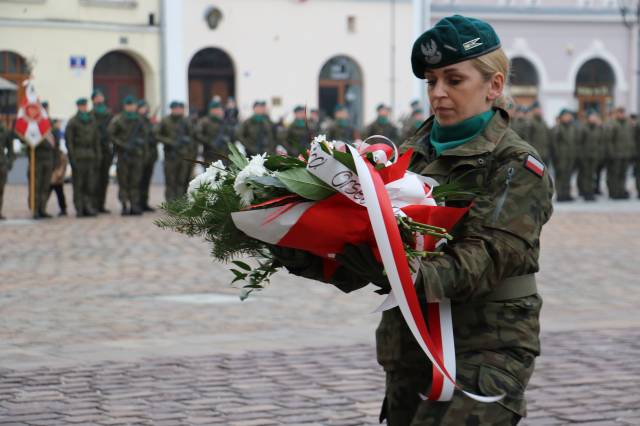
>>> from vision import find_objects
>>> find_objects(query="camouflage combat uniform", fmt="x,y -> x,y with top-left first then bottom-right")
327,120 -> 356,143
196,114 -> 230,164
577,123 -> 603,200
91,108 -> 113,211
606,119 -> 635,199
550,122 -> 577,201
156,114 -> 195,202
236,115 -> 275,156
285,120 -> 311,157
65,112 -> 101,216
364,118 -> 399,142
273,109 -> 554,425
108,112 -> 149,213
140,113 -> 158,210
528,116 -> 550,166
0,123 -> 15,218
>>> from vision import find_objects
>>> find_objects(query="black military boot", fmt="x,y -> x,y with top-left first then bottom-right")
121,203 -> 130,216
130,203 -> 143,216
143,204 -> 155,212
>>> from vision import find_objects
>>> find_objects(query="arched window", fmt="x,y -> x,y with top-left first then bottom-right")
318,55 -> 363,127
0,51 -> 28,126
509,57 -> 539,106
93,51 -> 144,112
188,47 -> 235,116
575,58 -> 615,118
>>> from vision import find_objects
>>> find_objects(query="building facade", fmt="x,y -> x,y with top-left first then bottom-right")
0,0 -> 637,127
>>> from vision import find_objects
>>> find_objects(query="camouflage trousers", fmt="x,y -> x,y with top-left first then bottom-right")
27,157 -> 53,214
140,151 -> 157,208
0,165 -> 6,215
163,155 -> 192,202
381,351 -> 534,425
116,153 -> 143,209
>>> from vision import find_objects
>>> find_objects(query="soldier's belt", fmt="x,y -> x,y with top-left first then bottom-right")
484,274 -> 537,302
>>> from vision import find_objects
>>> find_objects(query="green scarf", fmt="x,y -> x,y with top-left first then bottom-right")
252,114 -> 266,123
94,103 -> 107,115
209,114 -> 222,122
78,112 -> 91,123
377,116 -> 389,125
430,110 -> 494,157
125,111 -> 138,121
293,119 -> 306,128
337,119 -> 350,127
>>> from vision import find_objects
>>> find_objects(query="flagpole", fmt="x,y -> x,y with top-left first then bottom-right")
29,146 -> 36,214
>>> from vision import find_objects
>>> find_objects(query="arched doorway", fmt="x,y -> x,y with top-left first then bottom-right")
509,57 -> 539,107
188,47 -> 235,116
575,58 -> 615,120
0,51 -> 29,127
93,51 -> 144,112
319,55 -> 363,128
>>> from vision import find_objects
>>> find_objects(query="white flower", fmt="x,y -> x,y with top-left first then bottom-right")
233,154 -> 269,206
234,141 -> 247,156
312,134 -> 328,144
187,160 -> 226,200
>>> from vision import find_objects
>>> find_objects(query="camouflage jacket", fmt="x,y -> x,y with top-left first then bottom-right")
578,124 -> 604,161
327,122 -> 356,143
196,115 -> 229,153
510,117 -> 531,141
0,123 -> 15,169
550,123 -> 577,168
155,115 -> 195,158
608,119 -> 636,159
65,113 -> 100,162
91,109 -> 113,153
285,122 -> 311,157
528,116 -> 550,161
236,115 -> 275,155
363,119 -> 399,141
108,113 -> 149,158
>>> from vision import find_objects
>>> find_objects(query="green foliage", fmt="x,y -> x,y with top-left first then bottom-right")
227,142 -> 249,170
275,168 -> 336,201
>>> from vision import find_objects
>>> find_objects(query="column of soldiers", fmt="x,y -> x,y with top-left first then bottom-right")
509,102 -> 640,202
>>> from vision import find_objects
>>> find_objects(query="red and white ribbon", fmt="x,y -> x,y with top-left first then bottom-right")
347,144 -> 503,403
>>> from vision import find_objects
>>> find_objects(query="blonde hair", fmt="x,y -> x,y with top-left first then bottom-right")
470,47 -> 510,107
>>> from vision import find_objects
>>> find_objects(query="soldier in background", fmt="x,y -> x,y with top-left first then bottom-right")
400,108 -> 425,142
399,99 -> 421,131
90,90 -> 113,214
196,100 -> 229,164
551,109 -> 577,202
156,101 -> 195,202
327,105 -> 356,143
224,96 -> 240,132
577,111 -> 603,201
48,118 -> 67,216
511,104 -> 531,140
108,95 -> 147,215
138,100 -> 157,212
607,107 -> 634,199
285,105 -> 311,157
0,120 -> 15,220
309,108 -> 322,137
363,104 -> 398,141
528,101 -> 550,166
24,102 -> 56,219
236,101 -> 275,155
66,98 -> 100,217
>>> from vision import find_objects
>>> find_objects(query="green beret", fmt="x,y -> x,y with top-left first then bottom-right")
91,89 -> 104,99
410,99 -> 420,108
294,105 -> 305,113
137,99 -> 148,108
411,15 -> 501,78
208,101 -> 222,109
169,101 -> 183,109
376,103 -> 387,112
41,101 -> 49,109
559,108 -> 572,117
76,98 -> 88,106
122,95 -> 136,105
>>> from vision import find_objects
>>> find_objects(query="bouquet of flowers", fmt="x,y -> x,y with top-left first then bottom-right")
156,135 -> 470,300
156,135 -> 502,404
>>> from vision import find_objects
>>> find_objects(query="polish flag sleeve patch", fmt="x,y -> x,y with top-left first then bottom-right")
524,155 -> 545,178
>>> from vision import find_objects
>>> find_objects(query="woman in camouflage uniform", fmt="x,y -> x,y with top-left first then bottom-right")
273,15 -> 553,425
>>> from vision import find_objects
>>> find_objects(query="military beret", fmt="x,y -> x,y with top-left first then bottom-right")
137,99 -> 148,108
91,89 -> 104,99
122,95 -> 136,105
253,100 -> 267,108
208,101 -> 222,109
558,108 -> 572,117
411,15 -> 501,78
76,98 -> 88,106
334,104 -> 346,113
169,100 -> 183,108
294,105 -> 305,113
41,101 -> 49,109
410,99 -> 420,108
376,103 -> 387,112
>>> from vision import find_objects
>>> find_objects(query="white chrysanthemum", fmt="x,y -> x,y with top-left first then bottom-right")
233,154 -> 268,206
187,160 -> 226,200
234,141 -> 247,156
312,134 -> 328,144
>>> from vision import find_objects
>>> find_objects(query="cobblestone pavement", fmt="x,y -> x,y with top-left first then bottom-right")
1,183 -> 640,425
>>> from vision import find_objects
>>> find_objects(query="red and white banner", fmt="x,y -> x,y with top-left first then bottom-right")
15,80 -> 51,147
232,140 -> 503,402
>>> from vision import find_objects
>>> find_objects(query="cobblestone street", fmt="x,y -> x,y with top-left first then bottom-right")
1,183 -> 640,425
